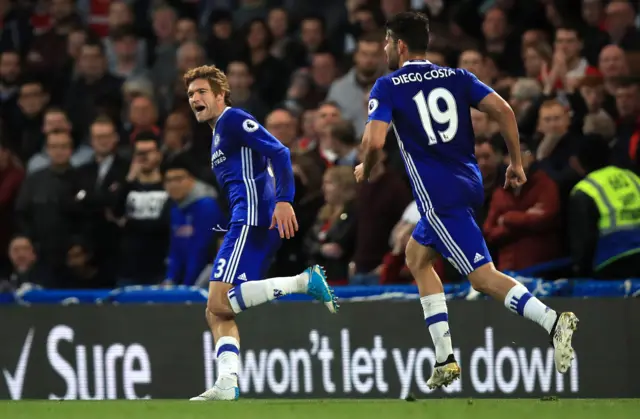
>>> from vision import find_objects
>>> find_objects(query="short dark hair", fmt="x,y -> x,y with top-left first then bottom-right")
133,131 -> 160,147
575,134 -> 610,172
0,49 -> 20,61
556,24 -> 583,41
330,120 -> 356,146
358,30 -> 384,45
301,14 -> 325,31
318,100 -> 342,112
44,106 -> 67,117
385,11 -> 430,53
162,153 -> 197,177
46,130 -> 73,143
614,76 -> 640,89
82,39 -> 106,56
110,24 -> 138,42
91,114 -> 116,128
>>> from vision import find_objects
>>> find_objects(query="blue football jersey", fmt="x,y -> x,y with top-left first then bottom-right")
367,60 -> 494,212
210,107 -> 295,227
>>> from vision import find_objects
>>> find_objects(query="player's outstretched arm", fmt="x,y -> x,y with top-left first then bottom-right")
477,92 -> 527,189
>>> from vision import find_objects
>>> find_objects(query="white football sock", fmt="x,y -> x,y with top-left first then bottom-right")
421,293 -> 454,363
227,273 -> 309,314
504,283 -> 558,334
215,336 -> 239,380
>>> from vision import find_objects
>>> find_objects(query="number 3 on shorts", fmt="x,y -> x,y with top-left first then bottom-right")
213,258 -> 227,279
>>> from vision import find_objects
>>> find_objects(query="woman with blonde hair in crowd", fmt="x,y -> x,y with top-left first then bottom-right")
303,166 -> 357,285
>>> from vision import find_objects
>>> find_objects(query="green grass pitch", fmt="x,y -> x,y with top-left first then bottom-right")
1,399 -> 639,419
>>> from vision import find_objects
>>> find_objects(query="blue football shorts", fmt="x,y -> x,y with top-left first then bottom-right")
210,224 -> 281,285
412,207 -> 492,276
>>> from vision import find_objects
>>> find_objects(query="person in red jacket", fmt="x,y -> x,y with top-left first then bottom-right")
483,141 -> 562,271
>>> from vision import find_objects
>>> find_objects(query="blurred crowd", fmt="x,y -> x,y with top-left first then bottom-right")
1,0 -> 640,291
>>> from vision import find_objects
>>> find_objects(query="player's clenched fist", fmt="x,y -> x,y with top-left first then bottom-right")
504,164 -> 527,189
270,202 -> 299,239
354,163 -> 365,183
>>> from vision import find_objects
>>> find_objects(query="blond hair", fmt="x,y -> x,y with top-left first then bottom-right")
318,166 -> 357,222
183,65 -> 231,106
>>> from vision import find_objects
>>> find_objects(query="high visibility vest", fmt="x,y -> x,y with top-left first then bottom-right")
571,166 -> 640,271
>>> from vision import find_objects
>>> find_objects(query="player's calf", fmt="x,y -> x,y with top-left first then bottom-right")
467,264 -> 578,372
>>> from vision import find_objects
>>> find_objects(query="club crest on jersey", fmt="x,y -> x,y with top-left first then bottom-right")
242,119 -> 259,133
368,98 -> 379,115
213,134 -> 220,147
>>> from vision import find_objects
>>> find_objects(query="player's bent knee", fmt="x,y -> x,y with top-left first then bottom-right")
206,300 -> 235,321
466,263 -> 496,293
405,238 -> 436,273
206,282 -> 236,319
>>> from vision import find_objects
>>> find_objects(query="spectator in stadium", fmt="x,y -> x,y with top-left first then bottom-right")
0,0 -> 32,54
484,141 -> 562,271
310,50 -> 339,101
295,15 -> 332,68
535,99 -> 579,181
161,111 -> 195,161
163,155 -> 225,286
62,236 -> 114,289
282,68 -> 323,113
471,108 -> 499,139
304,165 -> 357,285
583,112 -> 617,140
265,108 -> 299,150
458,49 -> 490,85
611,79 -> 640,169
329,119 -> 359,167
75,116 -> 129,274
113,132 -> 170,286
0,50 -> 21,122
127,95 -> 161,144
63,26 -> 89,80
475,137 -> 505,228
598,45 -> 630,97
604,0 -> 640,51
0,141 -> 24,274
3,235 -> 51,289
509,78 -> 542,125
7,79 -> 49,163
522,42 -> 552,81
327,32 -> 384,137
155,40 -> 206,117
380,200 -> 420,285
552,25 -> 601,93
268,151 -> 324,277
351,149 -> 412,285
149,4 -> 178,78
65,40 -> 124,139
579,0 -> 611,65
26,0 -> 82,77
204,9 -> 235,75
176,18 -> 198,44
104,1 -> 148,74
569,135 -> 640,278
301,101 -> 343,169
26,107 -> 93,173
107,0 -> 134,29
242,18 -> 290,107
15,130 -> 84,277
267,7 -> 293,60
109,25 -> 150,82
338,3 -> 383,56
227,59 -> 269,123
480,7 -> 521,74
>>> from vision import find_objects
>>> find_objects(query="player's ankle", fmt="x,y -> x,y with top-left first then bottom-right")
296,272 -> 310,293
